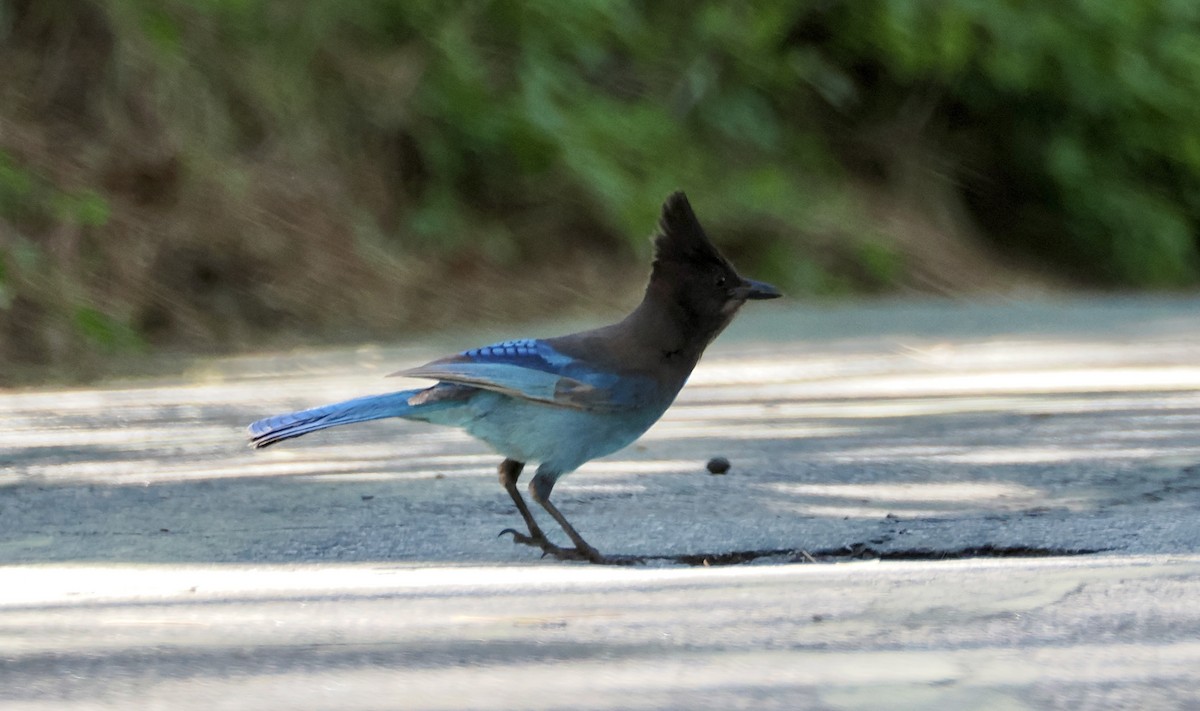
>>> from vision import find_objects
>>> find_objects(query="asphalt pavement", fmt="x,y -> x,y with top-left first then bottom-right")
2,297 -> 1200,709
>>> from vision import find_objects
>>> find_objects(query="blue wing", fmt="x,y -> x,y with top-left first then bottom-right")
391,338 -> 652,412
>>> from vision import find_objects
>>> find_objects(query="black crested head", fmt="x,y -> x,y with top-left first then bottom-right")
634,191 -> 780,361
652,191 -> 728,272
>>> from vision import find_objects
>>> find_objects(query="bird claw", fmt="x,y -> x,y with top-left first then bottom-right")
498,528 -> 605,563
499,528 -> 546,547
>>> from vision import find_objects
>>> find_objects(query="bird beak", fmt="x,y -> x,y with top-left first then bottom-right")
738,278 -> 782,300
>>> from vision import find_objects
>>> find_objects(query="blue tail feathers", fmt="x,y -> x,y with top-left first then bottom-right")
249,388 -> 428,448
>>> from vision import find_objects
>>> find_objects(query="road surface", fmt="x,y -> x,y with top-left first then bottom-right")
3,297 -> 1200,709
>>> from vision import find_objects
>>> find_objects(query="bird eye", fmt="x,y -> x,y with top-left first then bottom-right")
715,275 -> 728,288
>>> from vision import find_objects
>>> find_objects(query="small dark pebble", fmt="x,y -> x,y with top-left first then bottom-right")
361,495 -> 374,501
706,457 -> 731,475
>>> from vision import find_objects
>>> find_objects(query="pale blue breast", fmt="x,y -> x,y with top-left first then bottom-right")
445,390 -> 671,474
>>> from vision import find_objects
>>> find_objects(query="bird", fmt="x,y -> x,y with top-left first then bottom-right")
247,191 -> 781,563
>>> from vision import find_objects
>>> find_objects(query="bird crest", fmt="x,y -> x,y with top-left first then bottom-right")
652,191 -> 726,269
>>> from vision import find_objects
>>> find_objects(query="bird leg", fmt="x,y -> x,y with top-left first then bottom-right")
528,471 -> 605,563
497,460 -> 605,563
496,460 -> 592,561
496,459 -> 551,546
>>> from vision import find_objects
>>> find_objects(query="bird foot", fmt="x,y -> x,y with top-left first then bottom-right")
499,528 -> 606,563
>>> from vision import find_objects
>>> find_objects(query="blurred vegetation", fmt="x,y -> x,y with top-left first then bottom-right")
1,0 -> 1198,383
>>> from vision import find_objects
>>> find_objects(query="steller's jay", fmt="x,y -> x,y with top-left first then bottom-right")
248,191 -> 780,562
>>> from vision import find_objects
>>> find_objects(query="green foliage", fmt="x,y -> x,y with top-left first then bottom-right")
116,0 -> 1188,287
856,241 -> 905,290
0,252 -> 9,311
831,0 -> 1200,285
0,148 -> 128,363
55,190 -> 111,228
3,0 -> 1199,382
0,151 -> 35,223
73,306 -> 145,353
108,0 -> 837,259
0,151 -> 111,228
